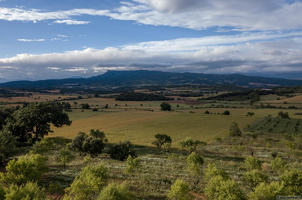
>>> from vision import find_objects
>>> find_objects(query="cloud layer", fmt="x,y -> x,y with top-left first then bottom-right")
1,31 -> 302,81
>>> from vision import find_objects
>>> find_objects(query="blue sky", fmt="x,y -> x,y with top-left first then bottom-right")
0,0 -> 302,82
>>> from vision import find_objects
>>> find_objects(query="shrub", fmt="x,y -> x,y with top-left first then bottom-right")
70,132 -> 88,154
205,175 -> 245,200
186,152 -> 204,176
280,169 -> 302,195
108,141 -> 136,161
244,156 -> 262,170
160,102 -> 171,111
167,179 -> 193,200
243,169 -> 268,189
125,155 -> 141,174
0,154 -> 48,185
223,110 -> 230,115
30,138 -> 54,154
97,183 -> 134,200
56,148 -> 75,169
204,163 -> 229,181
229,122 -> 242,137
248,181 -> 284,200
4,182 -> 47,200
152,134 -> 172,148
271,156 -> 287,174
64,164 -> 107,200
178,137 -> 206,152
82,137 -> 105,157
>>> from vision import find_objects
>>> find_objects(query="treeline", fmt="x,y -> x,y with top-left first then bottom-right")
203,90 -> 264,102
115,92 -> 173,101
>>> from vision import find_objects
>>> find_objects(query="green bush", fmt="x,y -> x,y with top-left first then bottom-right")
108,141 -> 136,161
244,156 -> 262,170
248,181 -> 284,200
205,175 -> 246,200
204,164 -> 229,181
64,163 -> 107,200
4,182 -> 47,200
271,156 -> 287,174
280,169 -> 302,195
229,122 -> 242,137
243,169 -> 268,189
186,152 -> 204,176
97,183 -> 134,200
125,155 -> 141,174
56,148 -> 75,169
0,131 -> 16,164
167,179 -> 193,200
0,154 -> 48,185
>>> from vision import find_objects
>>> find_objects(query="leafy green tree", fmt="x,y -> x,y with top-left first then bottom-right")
82,137 -> 105,157
205,175 -> 246,200
70,132 -> 88,154
56,148 -> 75,169
229,122 -> 242,137
0,154 -> 48,185
160,102 -> 171,111
89,129 -> 108,142
248,181 -> 284,200
97,183 -> 134,200
204,163 -> 229,181
186,152 -> 204,176
152,134 -> 172,148
167,179 -> 193,200
63,164 -> 107,200
125,155 -> 141,174
4,102 -> 71,142
223,110 -> 230,115
271,156 -> 287,174
244,156 -> 262,170
4,182 -> 47,200
178,137 -> 206,152
0,107 -> 15,130
108,141 -> 136,161
0,131 -> 16,164
30,138 -> 54,154
243,169 -> 268,189
280,169 -> 302,195
81,103 -> 90,109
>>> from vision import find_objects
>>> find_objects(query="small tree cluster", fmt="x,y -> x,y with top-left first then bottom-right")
108,141 -> 136,161
152,134 -> 172,149
167,179 -> 193,200
70,132 -> 106,157
178,137 -> 206,152
229,122 -> 242,137
160,102 -> 171,111
278,111 -> 290,119
186,152 -> 204,176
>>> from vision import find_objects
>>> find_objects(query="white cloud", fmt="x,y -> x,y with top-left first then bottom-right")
53,19 -> 90,25
17,38 -> 46,42
0,1 -> 301,31
1,30 -> 302,81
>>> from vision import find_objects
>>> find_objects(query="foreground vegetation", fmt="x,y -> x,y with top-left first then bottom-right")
0,86 -> 302,199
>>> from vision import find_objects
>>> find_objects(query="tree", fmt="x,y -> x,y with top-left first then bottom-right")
81,103 -> 90,109
178,137 -> 206,152
0,131 -> 16,164
70,132 -> 88,154
160,102 -> 171,111
280,169 -> 302,195
271,156 -> 287,174
125,155 -> 141,174
167,179 -> 193,200
223,110 -> 230,115
204,164 -> 229,181
4,182 -> 47,200
56,148 -> 75,169
0,154 -> 48,185
108,141 -> 136,161
243,169 -> 268,189
63,164 -> 107,200
30,138 -> 54,154
205,175 -> 246,200
4,102 -> 71,142
229,122 -> 242,137
248,182 -> 284,200
98,183 -> 134,200
244,156 -> 262,170
82,137 -> 105,157
152,134 -> 172,148
89,129 -> 108,142
186,152 -> 204,176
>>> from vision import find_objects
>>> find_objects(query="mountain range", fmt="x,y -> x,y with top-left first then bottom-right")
1,70 -> 302,88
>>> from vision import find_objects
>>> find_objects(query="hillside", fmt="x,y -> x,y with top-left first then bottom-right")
1,70 -> 302,88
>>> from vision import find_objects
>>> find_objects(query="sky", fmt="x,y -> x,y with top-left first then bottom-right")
1,0 -> 302,82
